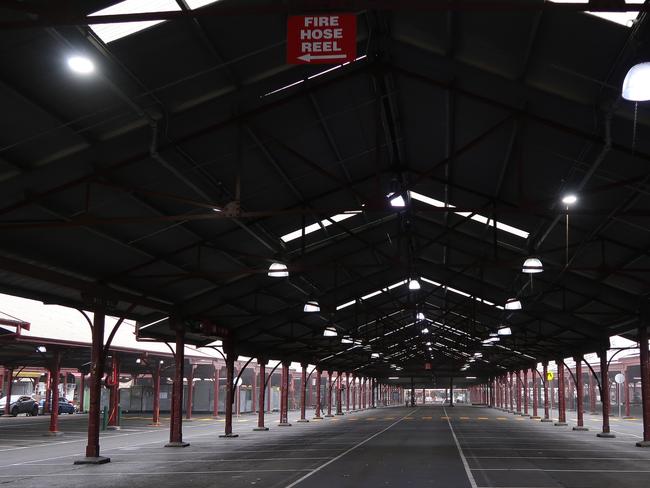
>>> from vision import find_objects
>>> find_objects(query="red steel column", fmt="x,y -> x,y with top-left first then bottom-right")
185,364 -> 196,421
220,343 -> 238,438
597,350 -> 615,438
589,370 -> 597,414
574,356 -> 588,431
251,365 -> 257,415
336,371 -> 344,415
313,369 -> 322,419
556,360 -> 567,426
44,371 -> 51,414
77,303 -> 109,463
542,362 -> 551,422
297,363 -> 309,423
151,362 -> 161,426
352,375 -> 357,410
48,351 -> 61,435
523,370 -> 529,416
107,355 -> 120,429
279,361 -> 291,426
345,372 -> 350,412
3,368 -> 13,416
531,368 -> 539,418
624,365 -> 631,418
254,359 -> 268,430
78,372 -> 85,414
166,327 -> 189,447
325,371 -> 334,417
516,371 -> 522,414
212,362 -> 220,418
637,324 -> 650,446
508,372 -> 513,412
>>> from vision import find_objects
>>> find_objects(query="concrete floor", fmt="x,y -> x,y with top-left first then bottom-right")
0,405 -> 648,487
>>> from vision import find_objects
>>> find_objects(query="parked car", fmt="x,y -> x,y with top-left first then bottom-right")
0,395 -> 39,416
38,398 -> 76,415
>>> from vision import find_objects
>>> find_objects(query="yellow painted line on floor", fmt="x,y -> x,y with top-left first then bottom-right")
496,417 -> 507,421
346,418 -> 358,421
440,416 -> 450,420
217,419 -> 225,422
422,416 -> 433,420
460,416 -> 470,420
516,417 -> 526,421
404,417 -> 414,420
384,417 -> 395,420
236,420 -> 249,423
312,418 -> 322,421
624,418 -> 638,421
477,417 -> 489,420
366,417 -> 376,420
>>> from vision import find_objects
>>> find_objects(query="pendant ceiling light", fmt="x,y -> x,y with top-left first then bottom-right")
371,352 -> 380,359
303,300 -> 320,312
504,298 -> 522,310
389,193 -> 407,208
408,279 -> 421,291
323,326 -> 338,337
497,326 -> 512,336
522,256 -> 543,274
622,62 -> 650,101
268,262 -> 289,277
416,312 -> 425,321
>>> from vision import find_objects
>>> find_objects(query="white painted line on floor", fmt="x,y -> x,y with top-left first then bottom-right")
472,468 -> 650,473
0,469 -> 314,477
444,407 -> 478,488
469,456 -> 650,461
25,457 -> 331,466
283,407 -> 421,488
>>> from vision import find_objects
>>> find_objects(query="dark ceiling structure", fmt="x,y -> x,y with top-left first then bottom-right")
0,0 -> 649,385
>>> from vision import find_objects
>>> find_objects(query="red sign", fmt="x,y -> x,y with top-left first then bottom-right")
286,13 -> 357,64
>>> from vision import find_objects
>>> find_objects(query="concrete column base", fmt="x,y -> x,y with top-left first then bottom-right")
635,440 -> 650,447
573,426 -> 589,431
297,419 -> 310,423
530,416 -> 541,420
106,425 -> 121,431
554,422 -> 568,426
278,422 -> 292,427
541,418 -> 553,422
44,431 -> 64,436
165,441 -> 190,447
597,432 -> 616,438
218,433 -> 239,438
74,456 -> 110,465
253,427 -> 269,431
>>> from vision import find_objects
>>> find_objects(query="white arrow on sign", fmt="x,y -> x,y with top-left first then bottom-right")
298,53 -> 347,62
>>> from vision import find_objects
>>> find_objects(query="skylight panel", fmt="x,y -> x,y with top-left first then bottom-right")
420,277 -> 504,310
280,211 -> 361,243
336,280 -> 407,311
550,0 -> 642,26
89,0 -> 224,44
409,191 -> 529,239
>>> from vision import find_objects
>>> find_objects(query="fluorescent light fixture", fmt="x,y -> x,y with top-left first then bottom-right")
408,279 -> 421,291
425,342 -> 431,346
497,327 -> 512,336
371,352 -> 380,359
323,326 -> 338,337
135,358 -> 142,364
341,336 -> 353,344
388,376 -> 399,380
522,256 -> 543,274
421,327 -> 429,334
466,376 -> 477,380
280,211 -> 361,243
417,312 -> 425,321
268,262 -> 289,278
67,56 -> 94,74
36,345 -> 47,353
409,191 -> 529,239
562,194 -> 578,205
303,300 -> 320,312
504,298 -> 522,310
622,62 -> 650,101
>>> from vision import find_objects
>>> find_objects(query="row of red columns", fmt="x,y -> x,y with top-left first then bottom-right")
487,344 -> 650,445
